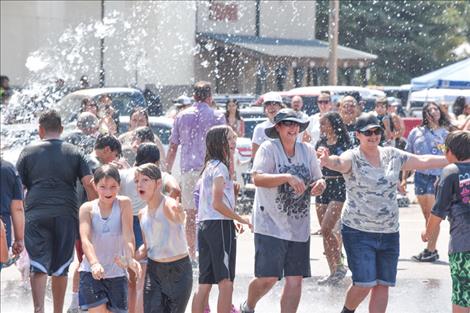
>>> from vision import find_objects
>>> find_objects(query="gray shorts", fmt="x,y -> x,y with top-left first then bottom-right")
254,233 -> 311,279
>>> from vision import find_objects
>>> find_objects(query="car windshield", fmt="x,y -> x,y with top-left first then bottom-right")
57,91 -> 146,123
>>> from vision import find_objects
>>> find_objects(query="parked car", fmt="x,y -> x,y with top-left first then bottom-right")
406,88 -> 470,117
213,94 -> 257,109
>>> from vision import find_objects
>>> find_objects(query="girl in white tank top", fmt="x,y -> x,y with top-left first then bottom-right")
135,163 -> 193,313
79,165 -> 141,313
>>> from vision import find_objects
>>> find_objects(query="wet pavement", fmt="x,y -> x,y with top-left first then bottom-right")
1,200 -> 452,313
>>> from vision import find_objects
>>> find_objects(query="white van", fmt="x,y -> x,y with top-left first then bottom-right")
406,88 -> 470,117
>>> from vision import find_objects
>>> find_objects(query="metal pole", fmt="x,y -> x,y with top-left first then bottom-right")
328,0 -> 339,86
255,0 -> 260,37
99,0 -> 105,87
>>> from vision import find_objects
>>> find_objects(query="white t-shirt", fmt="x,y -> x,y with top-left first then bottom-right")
252,140 -> 322,242
198,160 -> 235,221
252,120 -> 274,146
341,147 -> 411,233
119,168 -> 147,216
305,113 -> 321,146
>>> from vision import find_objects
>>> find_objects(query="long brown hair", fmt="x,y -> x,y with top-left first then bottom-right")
202,125 -> 232,174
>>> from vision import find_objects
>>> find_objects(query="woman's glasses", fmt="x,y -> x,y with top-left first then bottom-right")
360,128 -> 382,136
280,120 -> 300,127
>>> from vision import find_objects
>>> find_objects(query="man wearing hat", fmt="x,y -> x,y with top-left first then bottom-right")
241,109 -> 326,313
251,92 -> 283,158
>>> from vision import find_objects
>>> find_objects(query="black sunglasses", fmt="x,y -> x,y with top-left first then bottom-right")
360,128 -> 382,136
318,100 -> 330,104
280,120 -> 300,127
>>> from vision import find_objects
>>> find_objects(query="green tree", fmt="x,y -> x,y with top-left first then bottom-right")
315,0 -> 469,85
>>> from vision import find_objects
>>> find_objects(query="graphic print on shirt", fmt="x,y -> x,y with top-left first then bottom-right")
459,172 -> 470,204
276,163 -> 311,219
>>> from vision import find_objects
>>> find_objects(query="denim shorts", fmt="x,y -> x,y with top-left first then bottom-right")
342,224 -> 399,287
414,172 -> 438,195
79,271 -> 128,313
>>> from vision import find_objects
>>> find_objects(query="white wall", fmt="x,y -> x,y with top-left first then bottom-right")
1,1 -> 101,86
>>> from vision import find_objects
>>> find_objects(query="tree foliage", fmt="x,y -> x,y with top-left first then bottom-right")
315,0 -> 470,85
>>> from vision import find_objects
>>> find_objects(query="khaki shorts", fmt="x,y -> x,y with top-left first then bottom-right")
181,170 -> 200,211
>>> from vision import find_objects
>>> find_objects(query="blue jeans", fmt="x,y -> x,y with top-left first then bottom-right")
342,224 -> 399,287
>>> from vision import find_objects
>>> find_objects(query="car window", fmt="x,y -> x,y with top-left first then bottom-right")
149,123 -> 172,145
94,92 -> 145,116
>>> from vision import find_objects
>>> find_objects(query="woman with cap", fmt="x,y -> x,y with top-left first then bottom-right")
240,108 -> 326,313
318,112 -> 448,313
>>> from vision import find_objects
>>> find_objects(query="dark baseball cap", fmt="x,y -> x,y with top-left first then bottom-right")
265,108 -> 310,139
355,113 -> 383,132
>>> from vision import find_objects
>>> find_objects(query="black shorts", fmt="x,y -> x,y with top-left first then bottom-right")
316,178 -> 346,204
144,257 -> 193,313
254,233 -> 311,279
198,220 -> 237,284
25,215 -> 76,276
79,271 -> 128,313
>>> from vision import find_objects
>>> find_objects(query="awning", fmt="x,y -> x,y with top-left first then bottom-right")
410,58 -> 470,91
196,32 -> 377,64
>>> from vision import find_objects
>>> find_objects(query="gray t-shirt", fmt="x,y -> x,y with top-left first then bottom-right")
431,162 -> 470,254
198,160 -> 235,221
252,140 -> 322,242
342,147 -> 410,233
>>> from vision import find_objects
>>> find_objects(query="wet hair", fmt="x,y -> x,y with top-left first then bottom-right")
421,102 -> 451,129
320,112 -> 351,148
129,108 -> 149,126
135,143 -> 160,166
94,133 -> 122,155
77,112 -> 99,130
93,164 -> 121,184
193,81 -> 212,102
203,125 -> 232,173
453,96 -> 466,116
39,109 -> 62,132
133,126 -> 155,143
225,98 -> 241,120
135,163 -> 162,181
445,130 -> 470,161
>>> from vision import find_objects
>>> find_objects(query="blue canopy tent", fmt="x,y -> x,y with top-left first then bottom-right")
411,58 -> 470,91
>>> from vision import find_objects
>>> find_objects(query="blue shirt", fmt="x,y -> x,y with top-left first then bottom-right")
406,126 -> 448,176
0,159 -> 23,216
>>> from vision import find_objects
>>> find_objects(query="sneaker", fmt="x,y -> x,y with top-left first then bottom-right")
328,266 -> 347,284
317,274 -> 332,285
240,301 -> 254,313
412,249 -> 439,262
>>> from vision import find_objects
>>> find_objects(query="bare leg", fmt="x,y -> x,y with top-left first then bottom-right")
52,275 -> 68,313
417,195 -> 439,251
192,284 -> 212,313
135,264 -> 146,313
280,276 -> 302,313
89,303 -> 111,313
321,201 -> 344,274
368,285 -> 389,313
30,272 -> 48,313
344,285 -> 372,311
246,277 -> 278,310
185,209 -> 197,260
218,279 -> 233,313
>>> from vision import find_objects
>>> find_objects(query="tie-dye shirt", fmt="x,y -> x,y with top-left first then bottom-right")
342,147 -> 410,233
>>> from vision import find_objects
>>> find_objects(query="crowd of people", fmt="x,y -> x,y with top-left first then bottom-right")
0,80 -> 469,313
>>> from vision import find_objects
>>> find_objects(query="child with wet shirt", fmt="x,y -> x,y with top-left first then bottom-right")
422,130 -> 470,313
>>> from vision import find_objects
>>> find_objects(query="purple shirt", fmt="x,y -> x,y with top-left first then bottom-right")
170,102 -> 225,173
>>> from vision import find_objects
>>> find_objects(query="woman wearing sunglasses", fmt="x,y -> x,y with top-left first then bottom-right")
318,112 -> 448,313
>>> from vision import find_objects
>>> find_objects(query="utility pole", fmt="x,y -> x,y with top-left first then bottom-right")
328,0 -> 339,85
99,0 -> 105,87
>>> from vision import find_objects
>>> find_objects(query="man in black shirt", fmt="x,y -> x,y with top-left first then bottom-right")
16,110 -> 96,313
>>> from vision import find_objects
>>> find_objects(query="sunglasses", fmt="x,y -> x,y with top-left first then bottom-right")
318,100 -> 330,104
360,128 -> 382,136
280,120 -> 300,127
264,102 -> 280,106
